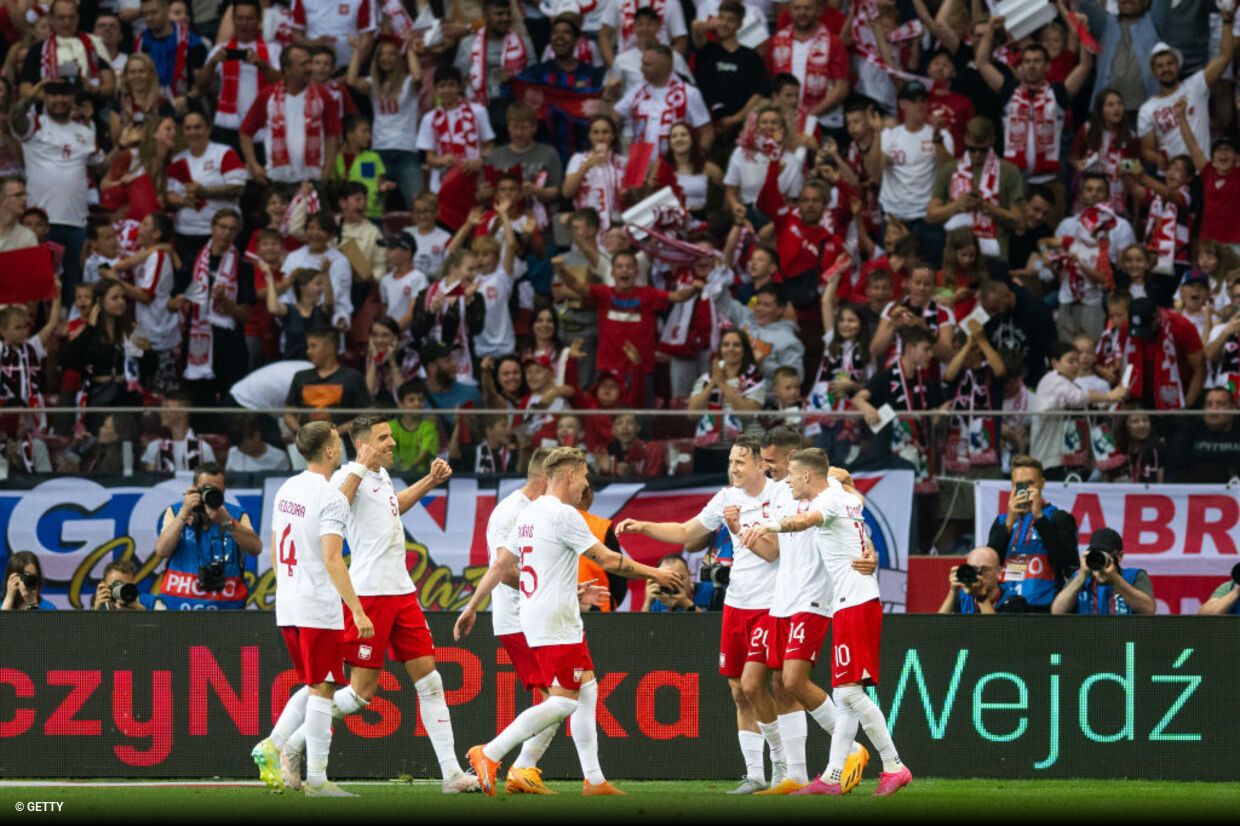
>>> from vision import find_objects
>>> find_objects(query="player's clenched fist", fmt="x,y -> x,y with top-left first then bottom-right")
429,458 -> 453,484
353,608 -> 375,639
722,505 -> 742,533
355,440 -> 385,471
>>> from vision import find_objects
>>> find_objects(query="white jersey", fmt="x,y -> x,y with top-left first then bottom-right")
18,113 -> 102,226
329,466 -> 415,596
473,268 -> 516,358
878,123 -> 953,221
166,143 -> 248,236
403,226 -> 452,277
769,479 -> 832,618
371,76 -> 420,152
379,268 -> 429,324
808,484 -> 879,612
133,249 -> 179,351
695,478 -> 779,610
486,487 -> 532,637
272,470 -> 352,628
507,495 -> 598,647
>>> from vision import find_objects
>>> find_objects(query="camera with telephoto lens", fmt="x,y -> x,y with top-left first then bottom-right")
1231,563 -> 1240,585
109,580 -> 138,604
1085,549 -> 1114,572
19,571 -> 38,590
193,484 -> 225,516
701,562 -> 730,587
956,563 -> 980,586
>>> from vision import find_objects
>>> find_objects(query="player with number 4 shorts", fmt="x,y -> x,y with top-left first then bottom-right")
742,448 -> 912,797
465,448 -> 684,797
252,421 -> 373,798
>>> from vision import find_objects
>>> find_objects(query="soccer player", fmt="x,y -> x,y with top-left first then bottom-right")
741,448 -> 912,796
616,436 -> 787,794
252,421 -> 372,797
465,447 -> 684,796
278,415 -> 479,793
755,428 -> 874,795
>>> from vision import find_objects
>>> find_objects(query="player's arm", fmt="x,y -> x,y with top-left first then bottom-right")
453,546 -> 519,640
582,542 -> 684,592
738,510 -> 825,548
396,458 -> 452,514
335,442 -> 385,504
615,516 -> 712,546
322,533 -> 374,638
744,533 -> 780,562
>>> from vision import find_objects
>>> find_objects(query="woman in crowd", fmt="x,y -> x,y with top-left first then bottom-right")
688,328 -> 765,442
265,266 -> 330,360
563,115 -> 627,232
2,551 -> 55,611
659,121 -> 723,218
346,31 -> 423,206
109,53 -> 174,144
65,280 -> 145,434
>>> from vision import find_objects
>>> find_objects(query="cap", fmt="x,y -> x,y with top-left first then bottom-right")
419,340 -> 454,363
1128,297 -> 1159,340
1087,527 -> 1123,554
898,80 -> 929,100
1212,134 -> 1238,153
1182,270 -> 1211,288
1150,42 -> 1184,69
386,234 -> 415,252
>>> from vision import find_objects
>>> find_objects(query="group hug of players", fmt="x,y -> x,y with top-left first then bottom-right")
253,416 -> 909,797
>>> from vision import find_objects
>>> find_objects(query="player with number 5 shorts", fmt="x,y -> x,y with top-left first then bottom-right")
742,448 -> 912,797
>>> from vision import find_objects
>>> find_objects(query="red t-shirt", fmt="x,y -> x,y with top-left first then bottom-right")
928,91 -> 975,158
587,284 -> 671,373
1200,164 -> 1240,244
1136,310 -> 1202,409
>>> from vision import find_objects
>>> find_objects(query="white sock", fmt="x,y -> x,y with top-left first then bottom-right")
332,685 -> 367,719
304,695 -> 334,786
778,711 -> 808,783
415,670 -> 463,778
484,696 -> 576,763
807,695 -> 836,735
837,685 -> 902,773
757,719 -> 785,765
738,729 -> 765,783
285,724 -> 306,756
269,686 -> 309,751
511,723 -> 557,769
569,680 -> 605,785
824,706 -> 860,783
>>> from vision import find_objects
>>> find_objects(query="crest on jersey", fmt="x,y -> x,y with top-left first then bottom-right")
358,645 -> 372,660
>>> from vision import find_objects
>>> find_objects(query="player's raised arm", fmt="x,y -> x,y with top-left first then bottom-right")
397,458 -> 453,513
583,541 -> 686,592
336,440 -> 384,504
454,546 -> 519,641
739,510 -> 825,549
615,516 -> 712,547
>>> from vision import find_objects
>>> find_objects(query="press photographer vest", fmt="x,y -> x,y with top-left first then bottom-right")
1076,567 -> 1141,615
995,503 -> 1061,607
958,589 -> 1017,614
158,502 -> 248,609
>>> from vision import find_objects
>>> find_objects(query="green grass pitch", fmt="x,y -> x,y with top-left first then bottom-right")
2,779 -> 1238,823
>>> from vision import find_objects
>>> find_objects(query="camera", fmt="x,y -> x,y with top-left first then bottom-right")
109,580 -> 138,604
193,484 -> 225,515
1085,549 -> 1113,572
198,560 -> 228,592
1231,562 -> 1240,585
19,571 -> 38,590
700,562 -> 730,587
956,564 -> 979,586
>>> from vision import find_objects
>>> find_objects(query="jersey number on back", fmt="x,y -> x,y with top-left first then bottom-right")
278,523 -> 298,576
517,546 -> 538,597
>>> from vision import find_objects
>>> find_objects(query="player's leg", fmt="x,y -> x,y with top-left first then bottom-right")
772,673 -> 807,784
740,662 -> 786,779
722,607 -> 767,793
302,628 -> 354,797
500,633 -> 559,794
511,690 -> 557,769
791,689 -> 861,796
253,628 -> 311,792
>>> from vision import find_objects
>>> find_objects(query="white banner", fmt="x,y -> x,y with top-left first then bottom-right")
974,480 -> 1240,576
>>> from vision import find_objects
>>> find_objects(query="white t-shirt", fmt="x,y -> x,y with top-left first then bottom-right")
1029,369 -> 1092,470
723,145 -> 805,206
613,80 -> 711,153
140,436 -> 216,471
403,226 -> 452,277
1137,71 -> 1210,164
878,124 -> 953,220
290,0 -> 376,68
329,466 -> 415,597
166,143 -> 249,236
768,479 -> 832,618
226,444 -> 291,472
809,483 -> 879,611
229,359 -> 313,409
1052,214 -> 1136,306
565,151 -> 627,223
134,249 -> 179,351
603,0 -> 687,52
606,46 -> 693,97
379,268 -> 429,324
371,76 -> 420,152
283,245 -> 353,327
507,494 -> 599,647
208,39 -> 283,130
486,487 -> 532,637
18,113 -> 102,226
273,470 -> 352,629
474,268 -> 517,358
415,103 -> 496,191
695,478 -> 779,610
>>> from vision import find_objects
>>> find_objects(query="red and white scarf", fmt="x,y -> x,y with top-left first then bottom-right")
156,429 -> 204,473
848,1 -> 927,84
268,82 -> 327,170
1080,126 -> 1127,213
424,278 -> 474,382
430,101 -> 481,158
541,35 -> 596,65
1058,206 -> 1116,301
216,39 -> 272,115
620,0 -> 667,48
278,185 -> 320,234
769,24 -> 838,111
184,246 -> 239,381
134,22 -> 191,96
631,77 -> 688,154
1131,310 -> 1187,410
1144,190 -> 1186,275
949,150 -> 1001,256
1004,83 -> 1060,175
467,26 -> 528,104
1096,319 -> 1134,377
40,32 -> 101,80
660,263 -> 725,352
383,0 -> 416,37
273,5 -> 295,46
944,368 -> 998,472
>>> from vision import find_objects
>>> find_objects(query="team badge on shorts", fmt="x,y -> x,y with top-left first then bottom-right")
573,668 -> 583,682
719,653 -> 726,669
358,645 -> 372,660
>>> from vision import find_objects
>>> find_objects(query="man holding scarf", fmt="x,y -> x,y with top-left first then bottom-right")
18,0 -> 116,101
240,45 -> 341,185
604,44 -> 713,154
766,0 -> 849,144
1126,296 -> 1205,414
456,0 -> 535,143
926,117 -> 1025,261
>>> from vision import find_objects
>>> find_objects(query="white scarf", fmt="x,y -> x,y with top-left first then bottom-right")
948,150 -> 1001,256
425,278 -> 475,384
184,246 -> 238,381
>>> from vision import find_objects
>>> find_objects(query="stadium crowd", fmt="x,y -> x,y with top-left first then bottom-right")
4,0 -> 1240,551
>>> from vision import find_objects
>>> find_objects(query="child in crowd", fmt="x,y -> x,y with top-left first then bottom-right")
389,379 -> 439,475
83,220 -> 122,284
335,114 -> 397,220
1115,406 -> 1165,483
402,192 -> 453,278
379,235 -> 429,334
451,413 -> 518,474
603,412 -> 665,477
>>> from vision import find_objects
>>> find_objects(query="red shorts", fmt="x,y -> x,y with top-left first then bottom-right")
830,600 -> 883,687
281,625 -> 346,686
499,632 -> 543,692
768,612 -> 832,669
533,640 -> 594,691
342,592 -> 434,668
721,605 -> 769,677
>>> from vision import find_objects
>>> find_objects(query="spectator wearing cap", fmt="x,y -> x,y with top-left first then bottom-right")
18,0 -> 117,101
866,80 -> 953,267
1051,527 -> 1155,615
1168,386 -> 1240,482
608,7 -> 692,101
1179,126 -> 1240,254
422,339 -> 484,430
1177,271 -> 1213,344
282,326 -> 371,437
378,234 -> 429,334
927,116 -> 1026,261
1137,28 -> 1234,170
1126,296 -> 1205,412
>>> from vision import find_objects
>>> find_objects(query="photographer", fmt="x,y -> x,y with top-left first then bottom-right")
1051,528 -> 1155,615
986,455 -> 1079,612
937,547 -> 1025,614
93,560 -> 165,611
642,554 -> 711,613
2,551 -> 55,611
1198,565 -> 1240,615
153,462 -> 262,609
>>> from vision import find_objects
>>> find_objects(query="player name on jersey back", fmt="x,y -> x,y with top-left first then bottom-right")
272,470 -> 351,629
696,478 -> 779,610
507,495 -> 598,647
810,485 -> 880,611
329,466 -> 415,597
486,488 -> 532,637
